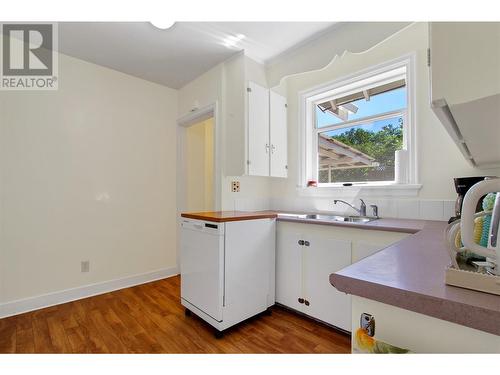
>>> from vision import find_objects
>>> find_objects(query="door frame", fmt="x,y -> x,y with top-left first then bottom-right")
176,102 -> 221,213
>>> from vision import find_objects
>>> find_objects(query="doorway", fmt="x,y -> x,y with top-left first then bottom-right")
184,117 -> 215,211
177,103 -> 219,214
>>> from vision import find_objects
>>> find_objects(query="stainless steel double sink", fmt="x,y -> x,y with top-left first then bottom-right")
277,213 -> 377,223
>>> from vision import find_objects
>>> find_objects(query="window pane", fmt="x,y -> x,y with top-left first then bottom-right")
317,105 -> 343,127
317,116 -> 403,183
316,87 -> 407,128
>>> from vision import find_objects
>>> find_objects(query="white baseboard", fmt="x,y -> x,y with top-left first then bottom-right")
0,266 -> 179,319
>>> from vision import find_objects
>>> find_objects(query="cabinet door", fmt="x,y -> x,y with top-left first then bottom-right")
269,91 -> 287,178
225,219 -> 275,324
276,224 -> 304,312
430,22 -> 500,106
303,236 -> 352,331
430,23 -> 500,168
247,81 -> 270,176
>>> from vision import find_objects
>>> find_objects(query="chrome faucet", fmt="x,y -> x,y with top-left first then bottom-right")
334,199 -> 366,216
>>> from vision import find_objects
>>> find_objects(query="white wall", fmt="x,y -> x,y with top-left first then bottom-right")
266,22 -> 411,88
178,63 -> 223,117
267,23 -> 500,220
223,52 -> 246,177
221,175 -> 272,211
0,52 -> 178,303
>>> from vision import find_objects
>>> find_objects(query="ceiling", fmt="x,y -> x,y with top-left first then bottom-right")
58,22 -> 336,89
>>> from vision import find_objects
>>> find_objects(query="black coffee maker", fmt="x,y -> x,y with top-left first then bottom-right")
449,176 -> 490,223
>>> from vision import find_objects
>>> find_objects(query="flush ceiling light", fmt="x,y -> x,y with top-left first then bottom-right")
150,20 -> 176,30
223,33 -> 246,48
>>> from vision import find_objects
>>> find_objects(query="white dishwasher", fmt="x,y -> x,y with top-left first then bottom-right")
180,217 -> 275,337
180,219 -> 224,322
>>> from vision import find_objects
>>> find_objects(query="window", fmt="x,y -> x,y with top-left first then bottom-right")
300,56 -> 416,189
316,80 -> 406,184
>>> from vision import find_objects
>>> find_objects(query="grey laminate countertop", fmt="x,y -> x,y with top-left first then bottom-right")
310,218 -> 500,336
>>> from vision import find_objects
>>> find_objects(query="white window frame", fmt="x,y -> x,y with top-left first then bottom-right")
298,54 -> 420,195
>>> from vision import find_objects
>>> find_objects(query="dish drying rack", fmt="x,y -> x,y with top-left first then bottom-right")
444,215 -> 500,296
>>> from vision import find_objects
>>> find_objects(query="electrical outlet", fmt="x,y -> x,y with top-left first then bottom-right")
360,313 -> 375,337
81,260 -> 90,273
231,181 -> 240,193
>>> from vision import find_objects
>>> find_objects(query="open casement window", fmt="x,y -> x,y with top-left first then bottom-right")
313,67 -> 407,185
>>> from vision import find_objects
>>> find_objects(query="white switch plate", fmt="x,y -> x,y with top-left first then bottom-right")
81,260 -> 90,273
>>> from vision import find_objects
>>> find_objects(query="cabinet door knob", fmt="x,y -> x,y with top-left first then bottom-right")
304,240 -> 310,247
304,300 -> 310,306
298,298 -> 304,304
298,240 -> 305,246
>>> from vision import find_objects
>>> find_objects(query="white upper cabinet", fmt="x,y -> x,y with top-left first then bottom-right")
429,22 -> 500,168
247,81 -> 270,176
223,56 -> 288,177
247,81 -> 288,177
270,90 -> 288,178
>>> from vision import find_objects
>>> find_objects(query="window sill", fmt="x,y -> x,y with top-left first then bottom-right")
297,183 -> 422,198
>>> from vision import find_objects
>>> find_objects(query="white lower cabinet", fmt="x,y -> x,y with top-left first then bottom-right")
276,230 -> 304,312
276,221 -> 409,332
276,222 -> 352,331
303,236 -> 352,331
352,296 -> 500,353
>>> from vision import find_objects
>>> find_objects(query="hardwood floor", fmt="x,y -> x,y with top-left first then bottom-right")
0,276 -> 351,353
